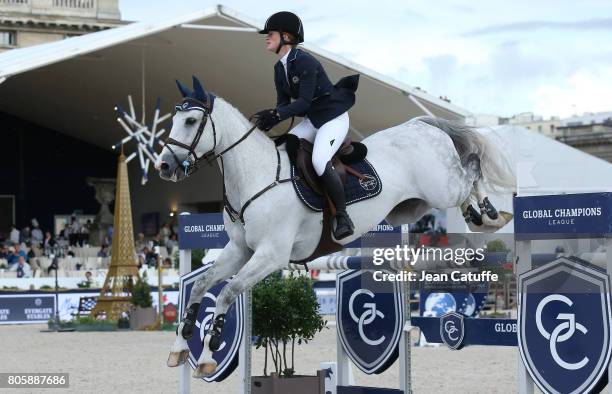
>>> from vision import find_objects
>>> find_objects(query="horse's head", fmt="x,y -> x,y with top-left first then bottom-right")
156,76 -> 217,181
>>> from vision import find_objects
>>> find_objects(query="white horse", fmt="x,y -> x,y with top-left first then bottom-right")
156,77 -> 515,377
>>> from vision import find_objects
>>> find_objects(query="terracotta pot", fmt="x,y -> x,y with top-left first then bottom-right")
251,370 -> 325,394
129,306 -> 157,330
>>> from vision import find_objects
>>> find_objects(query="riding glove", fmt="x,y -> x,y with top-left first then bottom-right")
254,109 -> 281,131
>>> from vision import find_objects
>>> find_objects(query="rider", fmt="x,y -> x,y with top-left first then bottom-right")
256,11 -> 359,240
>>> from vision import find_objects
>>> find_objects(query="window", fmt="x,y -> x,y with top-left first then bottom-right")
0,31 -> 16,47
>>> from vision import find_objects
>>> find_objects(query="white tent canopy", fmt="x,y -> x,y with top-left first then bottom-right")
0,5 -> 468,151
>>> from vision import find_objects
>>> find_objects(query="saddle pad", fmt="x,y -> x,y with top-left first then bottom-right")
291,158 -> 382,212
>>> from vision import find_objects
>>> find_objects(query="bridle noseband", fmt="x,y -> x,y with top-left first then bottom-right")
163,96 -> 217,176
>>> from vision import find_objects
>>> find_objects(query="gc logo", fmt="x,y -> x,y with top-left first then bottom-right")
536,294 -> 588,370
444,320 -> 460,341
349,289 -> 385,346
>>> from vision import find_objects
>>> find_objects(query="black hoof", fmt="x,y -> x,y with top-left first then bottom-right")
479,197 -> 498,220
180,302 -> 200,340
463,205 -> 483,226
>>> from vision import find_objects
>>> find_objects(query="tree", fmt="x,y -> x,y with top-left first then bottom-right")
252,272 -> 326,377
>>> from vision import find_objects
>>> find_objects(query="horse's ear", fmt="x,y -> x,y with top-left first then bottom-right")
175,79 -> 191,97
192,76 -> 206,101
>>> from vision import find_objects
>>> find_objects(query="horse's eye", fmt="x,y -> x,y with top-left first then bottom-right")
185,117 -> 197,126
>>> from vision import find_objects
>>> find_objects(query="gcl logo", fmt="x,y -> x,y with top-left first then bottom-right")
536,295 -> 588,370
337,269 -> 403,374
440,312 -> 465,350
349,289 -> 385,346
518,257 -> 612,394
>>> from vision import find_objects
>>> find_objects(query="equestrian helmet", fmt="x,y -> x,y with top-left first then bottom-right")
259,11 -> 304,43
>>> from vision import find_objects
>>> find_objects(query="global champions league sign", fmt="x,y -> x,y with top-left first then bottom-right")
514,192 -> 612,239
518,258 -> 612,394
513,193 -> 612,394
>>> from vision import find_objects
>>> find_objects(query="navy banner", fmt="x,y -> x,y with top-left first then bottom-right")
178,213 -> 401,250
513,193 -> 612,240
0,294 -> 55,324
411,316 -> 518,347
178,213 -> 229,250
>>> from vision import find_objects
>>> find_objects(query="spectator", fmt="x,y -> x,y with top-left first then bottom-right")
0,244 -> 9,260
143,246 -> 157,267
9,225 -> 19,244
10,256 -> 32,278
153,233 -> 162,247
97,244 -> 109,258
27,244 -> 38,259
137,254 -> 145,270
160,223 -> 171,246
19,226 -> 30,244
135,233 -> 146,253
43,231 -> 56,250
105,225 -> 113,246
30,222 -> 43,246
8,244 -> 28,265
69,216 -> 80,246
84,271 -> 95,287
81,220 -> 92,246
59,223 -> 70,240
162,257 -> 173,268
166,234 -> 178,255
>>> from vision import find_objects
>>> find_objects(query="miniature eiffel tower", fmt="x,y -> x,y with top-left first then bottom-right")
91,150 -> 140,320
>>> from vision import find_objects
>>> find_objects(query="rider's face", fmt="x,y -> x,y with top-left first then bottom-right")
265,31 -> 280,52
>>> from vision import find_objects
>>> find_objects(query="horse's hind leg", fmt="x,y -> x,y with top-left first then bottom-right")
458,153 -> 484,225
462,153 -> 512,230
167,242 -> 250,367
193,243 -> 290,378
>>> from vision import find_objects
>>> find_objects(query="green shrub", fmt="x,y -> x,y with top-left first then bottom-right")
131,278 -> 153,308
252,272 -> 326,377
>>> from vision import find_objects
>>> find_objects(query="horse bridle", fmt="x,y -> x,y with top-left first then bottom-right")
162,96 -> 219,176
162,96 -> 295,223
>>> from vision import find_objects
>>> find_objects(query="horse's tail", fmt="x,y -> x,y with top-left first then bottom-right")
415,116 -> 516,193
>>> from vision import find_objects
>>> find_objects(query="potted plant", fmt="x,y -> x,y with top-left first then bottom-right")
251,273 -> 327,394
130,278 -> 157,329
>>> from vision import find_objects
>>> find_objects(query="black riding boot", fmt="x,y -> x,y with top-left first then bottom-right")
321,162 -> 354,240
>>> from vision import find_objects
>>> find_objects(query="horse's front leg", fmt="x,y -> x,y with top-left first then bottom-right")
193,243 -> 291,377
167,241 -> 251,367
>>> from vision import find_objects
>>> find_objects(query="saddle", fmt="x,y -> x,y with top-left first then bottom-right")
290,138 -> 368,264
295,138 -> 367,199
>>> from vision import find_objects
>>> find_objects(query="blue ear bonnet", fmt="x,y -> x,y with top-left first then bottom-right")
175,76 -> 216,112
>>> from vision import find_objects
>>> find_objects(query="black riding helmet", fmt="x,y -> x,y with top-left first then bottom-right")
259,11 -> 304,53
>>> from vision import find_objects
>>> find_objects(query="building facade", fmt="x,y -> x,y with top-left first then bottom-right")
556,113 -> 612,163
0,0 -> 122,51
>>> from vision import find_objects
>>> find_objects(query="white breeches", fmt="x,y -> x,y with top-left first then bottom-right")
289,112 -> 349,176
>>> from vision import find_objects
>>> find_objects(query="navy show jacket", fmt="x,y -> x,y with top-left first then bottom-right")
274,47 -> 359,128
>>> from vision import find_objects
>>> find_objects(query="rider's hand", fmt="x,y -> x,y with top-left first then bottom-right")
254,109 -> 281,131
